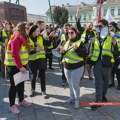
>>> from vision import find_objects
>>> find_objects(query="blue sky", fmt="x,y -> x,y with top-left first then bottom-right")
0,0 -> 94,15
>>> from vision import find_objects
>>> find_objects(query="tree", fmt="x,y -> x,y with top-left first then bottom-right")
53,6 -> 68,26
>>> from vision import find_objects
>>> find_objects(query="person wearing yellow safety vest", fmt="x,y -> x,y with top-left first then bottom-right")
28,25 -> 48,98
61,26 -> 87,109
87,19 -> 118,110
1,21 -> 14,78
60,23 -> 71,86
0,22 -> 3,71
76,18 -> 96,80
46,27 -> 56,71
4,22 -> 32,114
108,22 -> 120,90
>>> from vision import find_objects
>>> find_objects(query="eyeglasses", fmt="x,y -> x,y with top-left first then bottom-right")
68,31 -> 75,35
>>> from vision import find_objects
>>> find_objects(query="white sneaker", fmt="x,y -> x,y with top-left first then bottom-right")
74,100 -> 80,109
9,105 -> 20,114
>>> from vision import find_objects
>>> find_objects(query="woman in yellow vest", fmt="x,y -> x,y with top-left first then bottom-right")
5,22 -> 32,114
61,26 -> 87,108
28,25 -> 47,98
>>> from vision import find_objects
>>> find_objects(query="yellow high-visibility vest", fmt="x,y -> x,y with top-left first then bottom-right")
5,44 -> 29,66
29,36 -> 46,61
91,36 -> 114,62
62,39 -> 84,64
117,31 -> 120,52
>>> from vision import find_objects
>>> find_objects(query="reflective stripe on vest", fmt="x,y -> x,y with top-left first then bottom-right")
62,39 -> 84,64
91,36 -> 114,62
29,36 -> 46,61
81,29 -> 86,42
5,45 -> 29,66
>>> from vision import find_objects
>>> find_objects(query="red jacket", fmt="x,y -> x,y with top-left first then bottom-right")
8,33 -> 28,68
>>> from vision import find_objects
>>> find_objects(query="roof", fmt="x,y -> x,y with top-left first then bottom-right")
106,0 -> 120,4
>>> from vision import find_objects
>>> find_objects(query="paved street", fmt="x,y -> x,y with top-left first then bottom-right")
0,59 -> 120,120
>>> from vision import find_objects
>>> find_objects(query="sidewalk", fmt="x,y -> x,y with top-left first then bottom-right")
0,59 -> 120,120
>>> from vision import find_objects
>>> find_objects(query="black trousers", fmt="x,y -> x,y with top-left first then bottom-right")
46,53 -> 53,68
111,66 -> 120,86
7,66 -> 24,106
29,59 -> 46,91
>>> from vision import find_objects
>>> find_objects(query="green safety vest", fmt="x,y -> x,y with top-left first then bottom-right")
2,30 -> 13,43
62,39 -> 84,64
117,31 -> 120,52
91,36 -> 114,62
5,43 -> 29,66
29,36 -> 46,61
61,34 -> 66,41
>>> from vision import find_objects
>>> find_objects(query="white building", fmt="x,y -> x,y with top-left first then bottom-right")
46,0 -> 120,26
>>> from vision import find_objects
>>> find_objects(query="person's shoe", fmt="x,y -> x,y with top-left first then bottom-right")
42,91 -> 48,98
74,100 -> 80,109
91,105 -> 101,111
19,100 -> 32,107
109,83 -> 115,88
102,96 -> 108,102
80,74 -> 84,80
9,105 -> 21,114
49,67 -> 55,71
116,86 -> 120,90
30,90 -> 35,97
88,72 -> 93,80
64,98 -> 75,104
62,80 -> 67,87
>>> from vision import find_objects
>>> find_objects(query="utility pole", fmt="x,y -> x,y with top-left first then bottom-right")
48,0 -> 54,28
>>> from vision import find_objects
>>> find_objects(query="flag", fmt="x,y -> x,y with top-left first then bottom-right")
105,9 -> 116,23
97,0 -> 102,22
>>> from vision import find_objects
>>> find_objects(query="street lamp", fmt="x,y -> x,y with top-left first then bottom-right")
48,0 -> 54,28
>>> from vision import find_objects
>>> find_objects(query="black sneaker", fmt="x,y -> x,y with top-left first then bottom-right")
30,90 -> 35,97
108,84 -> 115,88
91,105 -> 101,111
42,91 -> 49,99
102,96 -> 107,102
49,68 -> 55,71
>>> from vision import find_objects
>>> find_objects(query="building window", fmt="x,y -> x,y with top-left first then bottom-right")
118,8 -> 120,15
111,8 -> 114,16
104,8 -> 107,16
83,13 -> 86,20
70,15 -> 72,21
89,14 -> 91,20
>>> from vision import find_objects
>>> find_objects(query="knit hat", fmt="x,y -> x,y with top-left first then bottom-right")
29,25 -> 38,36
69,26 -> 78,33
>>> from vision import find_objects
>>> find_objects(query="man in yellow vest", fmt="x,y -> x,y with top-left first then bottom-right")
108,22 -> 120,90
60,23 -> 71,86
87,19 -> 118,110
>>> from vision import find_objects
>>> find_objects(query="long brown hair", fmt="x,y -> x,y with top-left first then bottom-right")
16,22 -> 30,51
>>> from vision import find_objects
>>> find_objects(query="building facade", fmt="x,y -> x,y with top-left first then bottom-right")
46,0 -> 120,27
27,13 -> 46,24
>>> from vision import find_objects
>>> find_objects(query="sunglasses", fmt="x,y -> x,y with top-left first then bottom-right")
68,31 -> 75,35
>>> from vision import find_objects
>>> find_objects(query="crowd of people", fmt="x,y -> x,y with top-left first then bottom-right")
0,18 -> 120,114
